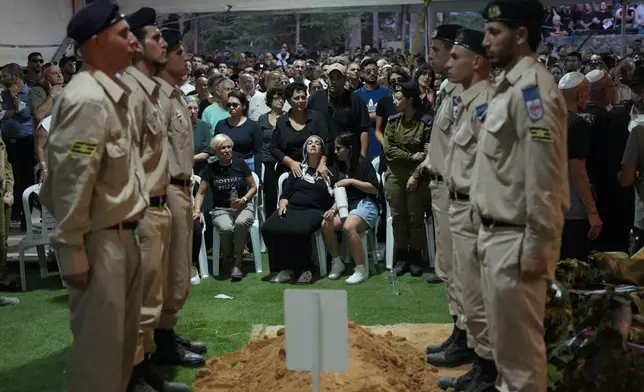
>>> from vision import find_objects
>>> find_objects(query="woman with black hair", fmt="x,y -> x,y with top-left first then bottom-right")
270,82 -> 331,179
257,88 -> 286,218
214,90 -> 262,176
383,82 -> 431,277
414,63 -> 436,113
321,132 -> 379,284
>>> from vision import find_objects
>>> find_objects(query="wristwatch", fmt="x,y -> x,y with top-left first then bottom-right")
241,196 -> 248,204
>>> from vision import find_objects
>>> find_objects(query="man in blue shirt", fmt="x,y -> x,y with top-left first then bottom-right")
354,59 -> 390,159
1,63 -> 35,228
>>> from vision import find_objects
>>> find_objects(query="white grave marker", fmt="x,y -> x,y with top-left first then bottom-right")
284,289 -> 349,392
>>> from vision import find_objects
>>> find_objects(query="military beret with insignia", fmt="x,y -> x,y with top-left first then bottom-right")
67,0 -> 124,45
430,24 -> 463,45
394,82 -> 421,97
454,28 -> 487,58
125,7 -> 157,31
161,28 -> 183,48
481,0 -> 545,26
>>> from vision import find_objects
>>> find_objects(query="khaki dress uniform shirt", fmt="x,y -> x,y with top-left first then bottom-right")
40,70 -> 148,276
0,138 -> 14,195
471,56 -> 569,267
155,77 -> 194,180
428,82 -> 464,176
121,66 -> 170,197
445,80 -> 493,195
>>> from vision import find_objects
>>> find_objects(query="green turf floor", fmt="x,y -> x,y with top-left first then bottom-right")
0,258 -> 450,391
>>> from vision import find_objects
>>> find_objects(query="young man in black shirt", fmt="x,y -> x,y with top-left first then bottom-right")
307,63 -> 371,157
558,72 -> 602,260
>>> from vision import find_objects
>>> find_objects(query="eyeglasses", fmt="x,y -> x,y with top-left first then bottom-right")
364,68 -> 378,74
390,78 -> 403,83
226,103 -> 241,108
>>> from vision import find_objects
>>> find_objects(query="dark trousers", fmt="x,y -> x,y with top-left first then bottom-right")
263,161 -> 278,219
560,219 -> 591,261
261,208 -> 323,273
631,227 -> 644,255
192,219 -> 202,266
0,202 -> 11,280
4,135 -> 35,225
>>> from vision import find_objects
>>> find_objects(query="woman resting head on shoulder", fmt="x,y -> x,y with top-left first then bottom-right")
322,132 -> 380,285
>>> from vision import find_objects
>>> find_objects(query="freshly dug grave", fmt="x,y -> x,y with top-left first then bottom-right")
194,321 -> 444,392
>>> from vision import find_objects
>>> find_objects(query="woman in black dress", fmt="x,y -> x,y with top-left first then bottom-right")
261,135 -> 335,284
257,88 -> 286,218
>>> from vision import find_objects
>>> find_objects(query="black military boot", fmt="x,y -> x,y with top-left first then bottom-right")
408,249 -> 423,277
151,329 -> 205,368
465,357 -> 498,392
176,334 -> 207,355
438,355 -> 479,391
426,327 -> 475,368
128,357 -> 192,392
426,316 -> 458,354
391,248 -> 409,276
426,271 -> 442,284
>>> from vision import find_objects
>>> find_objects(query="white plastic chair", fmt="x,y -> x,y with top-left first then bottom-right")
277,172 -> 327,276
18,184 -> 61,291
192,175 -> 210,279
373,157 -> 436,270
212,172 -> 263,276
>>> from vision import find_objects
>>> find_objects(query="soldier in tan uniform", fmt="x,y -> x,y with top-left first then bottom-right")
39,2 -> 148,392
120,9 -> 191,392
151,28 -> 206,368
424,23 -> 473,368
439,28 -> 496,391
472,1 -> 568,391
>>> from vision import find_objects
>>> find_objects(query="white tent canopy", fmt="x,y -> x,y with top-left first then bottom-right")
0,0 -> 581,65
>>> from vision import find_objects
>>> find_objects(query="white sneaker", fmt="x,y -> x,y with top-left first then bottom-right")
190,266 -> 201,286
328,261 -> 345,280
271,270 -> 293,283
345,265 -> 368,285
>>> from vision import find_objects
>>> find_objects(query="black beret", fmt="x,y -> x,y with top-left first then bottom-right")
67,0 -> 124,45
59,55 -> 77,67
431,24 -> 464,44
394,82 -> 420,97
454,28 -> 488,58
481,0 -> 545,26
125,7 -> 156,31
161,28 -> 182,48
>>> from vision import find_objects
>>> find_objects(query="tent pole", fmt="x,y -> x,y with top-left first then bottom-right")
622,2 -> 628,58
296,13 -> 301,47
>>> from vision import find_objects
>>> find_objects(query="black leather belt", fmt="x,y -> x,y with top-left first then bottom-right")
106,221 -> 139,230
170,178 -> 190,187
429,172 -> 443,182
150,195 -> 167,207
480,217 -> 523,228
449,191 -> 469,201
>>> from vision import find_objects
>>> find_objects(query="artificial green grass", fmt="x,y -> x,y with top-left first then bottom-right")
0,258 -> 450,391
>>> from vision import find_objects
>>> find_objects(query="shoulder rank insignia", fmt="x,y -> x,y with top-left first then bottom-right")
387,113 -> 401,121
522,86 -> 544,121
475,103 -> 488,122
578,112 -> 596,126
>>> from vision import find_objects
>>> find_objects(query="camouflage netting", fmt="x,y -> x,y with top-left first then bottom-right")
546,256 -> 644,392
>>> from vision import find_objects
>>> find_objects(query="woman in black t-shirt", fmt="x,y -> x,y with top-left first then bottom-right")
194,134 -> 257,281
321,132 -> 379,285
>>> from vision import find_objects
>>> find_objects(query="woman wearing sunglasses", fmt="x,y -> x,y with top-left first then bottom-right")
213,90 -> 262,176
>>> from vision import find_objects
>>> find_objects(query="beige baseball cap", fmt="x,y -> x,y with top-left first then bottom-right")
325,63 -> 346,76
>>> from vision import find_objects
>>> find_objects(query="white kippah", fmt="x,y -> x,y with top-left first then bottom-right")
585,69 -> 606,84
558,72 -> 586,90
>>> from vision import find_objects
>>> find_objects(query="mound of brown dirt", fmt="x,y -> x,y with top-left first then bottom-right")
193,321 -> 444,392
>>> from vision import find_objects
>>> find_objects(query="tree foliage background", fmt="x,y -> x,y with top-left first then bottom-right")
172,13 -> 370,54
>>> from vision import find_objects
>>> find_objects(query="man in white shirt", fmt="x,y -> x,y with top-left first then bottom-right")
634,3 -> 644,32
289,59 -> 310,87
